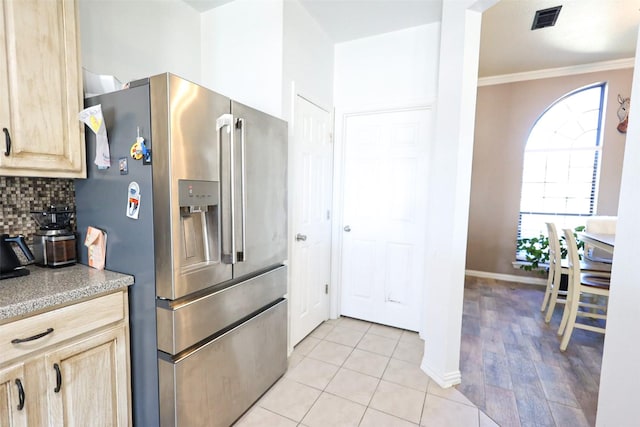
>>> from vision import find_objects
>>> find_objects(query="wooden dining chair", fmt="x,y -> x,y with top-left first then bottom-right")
541,222 -> 568,323
542,222 -> 612,324
558,228 -> 610,352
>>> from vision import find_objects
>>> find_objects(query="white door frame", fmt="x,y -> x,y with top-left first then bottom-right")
330,103 -> 434,337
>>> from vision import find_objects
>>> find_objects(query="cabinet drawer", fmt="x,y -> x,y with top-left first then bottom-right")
0,292 -> 125,365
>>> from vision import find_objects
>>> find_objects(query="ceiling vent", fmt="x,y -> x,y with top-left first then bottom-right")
531,5 -> 562,30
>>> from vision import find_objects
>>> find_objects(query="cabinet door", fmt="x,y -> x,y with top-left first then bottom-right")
45,325 -> 130,427
0,0 -> 85,178
0,363 -> 27,427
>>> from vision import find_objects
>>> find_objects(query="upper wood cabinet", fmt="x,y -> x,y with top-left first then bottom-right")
0,0 -> 86,178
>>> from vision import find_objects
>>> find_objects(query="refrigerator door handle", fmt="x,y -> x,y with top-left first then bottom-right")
237,117 -> 247,262
217,113 -> 236,264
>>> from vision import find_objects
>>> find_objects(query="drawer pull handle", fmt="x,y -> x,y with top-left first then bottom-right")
11,327 -> 54,344
15,379 -> 25,410
53,363 -> 62,393
3,128 -> 10,156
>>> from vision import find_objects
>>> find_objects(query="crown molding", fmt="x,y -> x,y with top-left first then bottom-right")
477,58 -> 635,87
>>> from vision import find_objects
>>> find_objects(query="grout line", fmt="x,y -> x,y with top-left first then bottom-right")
257,406 -> 303,425
462,279 -> 600,426
292,316 -> 496,427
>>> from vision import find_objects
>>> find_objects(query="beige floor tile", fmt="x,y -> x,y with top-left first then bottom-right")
324,325 -> 366,347
285,356 -> 339,390
325,368 -> 380,405
400,330 -> 423,344
241,317 -> 491,427
427,381 -> 476,407
357,333 -> 398,357
359,408 -> 419,427
343,348 -> 390,378
369,380 -> 425,424
301,392 -> 366,427
337,316 -> 372,332
368,323 -> 404,340
307,340 -> 353,366
259,378 -> 321,422
392,339 -> 424,364
324,318 -> 340,326
479,411 -> 500,427
421,394 -> 479,427
234,406 -> 297,427
309,323 -> 334,339
383,358 -> 430,392
293,336 -> 321,356
287,352 -> 305,371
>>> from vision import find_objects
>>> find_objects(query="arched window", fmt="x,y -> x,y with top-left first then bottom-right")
518,83 -> 605,239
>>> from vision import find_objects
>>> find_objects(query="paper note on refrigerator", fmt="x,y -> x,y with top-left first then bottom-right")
79,104 -> 111,169
84,226 -> 107,270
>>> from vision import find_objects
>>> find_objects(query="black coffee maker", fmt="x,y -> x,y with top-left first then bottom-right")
31,206 -> 77,268
0,234 -> 35,279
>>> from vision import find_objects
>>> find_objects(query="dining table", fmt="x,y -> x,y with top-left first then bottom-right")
579,232 -> 615,255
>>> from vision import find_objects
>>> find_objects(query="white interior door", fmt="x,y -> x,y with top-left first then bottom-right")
340,108 -> 431,331
290,95 -> 333,346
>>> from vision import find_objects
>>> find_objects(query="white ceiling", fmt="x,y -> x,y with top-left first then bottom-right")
480,0 -> 640,77
183,0 -> 640,78
296,0 -> 442,42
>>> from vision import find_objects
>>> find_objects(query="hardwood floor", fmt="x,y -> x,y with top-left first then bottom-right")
459,276 -> 604,427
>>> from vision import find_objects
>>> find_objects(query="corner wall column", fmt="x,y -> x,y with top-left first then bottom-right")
420,0 -> 498,387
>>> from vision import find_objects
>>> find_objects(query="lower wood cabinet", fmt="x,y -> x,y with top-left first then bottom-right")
46,325 -> 129,427
0,291 -> 131,426
0,363 -> 27,427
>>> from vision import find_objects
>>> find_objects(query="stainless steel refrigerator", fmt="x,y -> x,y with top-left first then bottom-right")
75,73 -> 288,427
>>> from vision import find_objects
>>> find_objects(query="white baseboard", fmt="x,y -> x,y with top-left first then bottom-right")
465,269 -> 546,286
420,359 -> 461,388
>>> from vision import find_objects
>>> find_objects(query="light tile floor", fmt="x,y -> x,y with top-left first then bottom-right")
234,317 -> 498,427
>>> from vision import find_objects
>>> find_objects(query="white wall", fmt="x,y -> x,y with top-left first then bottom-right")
333,24 -> 441,110
79,0 -> 201,85
331,24 -> 440,332
200,0 -> 284,117
282,0 -> 334,114
596,26 -> 640,426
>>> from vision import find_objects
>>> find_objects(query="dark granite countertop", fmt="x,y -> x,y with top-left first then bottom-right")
0,264 -> 133,321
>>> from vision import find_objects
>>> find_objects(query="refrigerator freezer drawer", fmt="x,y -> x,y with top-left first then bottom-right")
156,265 -> 286,354
158,299 -> 287,427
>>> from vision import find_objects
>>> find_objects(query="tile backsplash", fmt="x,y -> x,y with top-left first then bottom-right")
0,176 -> 75,243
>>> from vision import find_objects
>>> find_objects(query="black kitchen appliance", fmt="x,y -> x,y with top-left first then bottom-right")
31,206 -> 77,268
0,234 -> 35,279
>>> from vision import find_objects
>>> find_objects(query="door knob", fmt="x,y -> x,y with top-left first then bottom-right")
295,233 -> 307,241
344,225 -> 351,232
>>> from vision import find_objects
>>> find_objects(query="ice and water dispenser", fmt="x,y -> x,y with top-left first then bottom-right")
178,180 -> 220,269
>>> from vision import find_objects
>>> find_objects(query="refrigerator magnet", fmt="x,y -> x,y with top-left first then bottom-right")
130,139 -> 144,160
119,157 -> 128,175
127,181 -> 141,220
